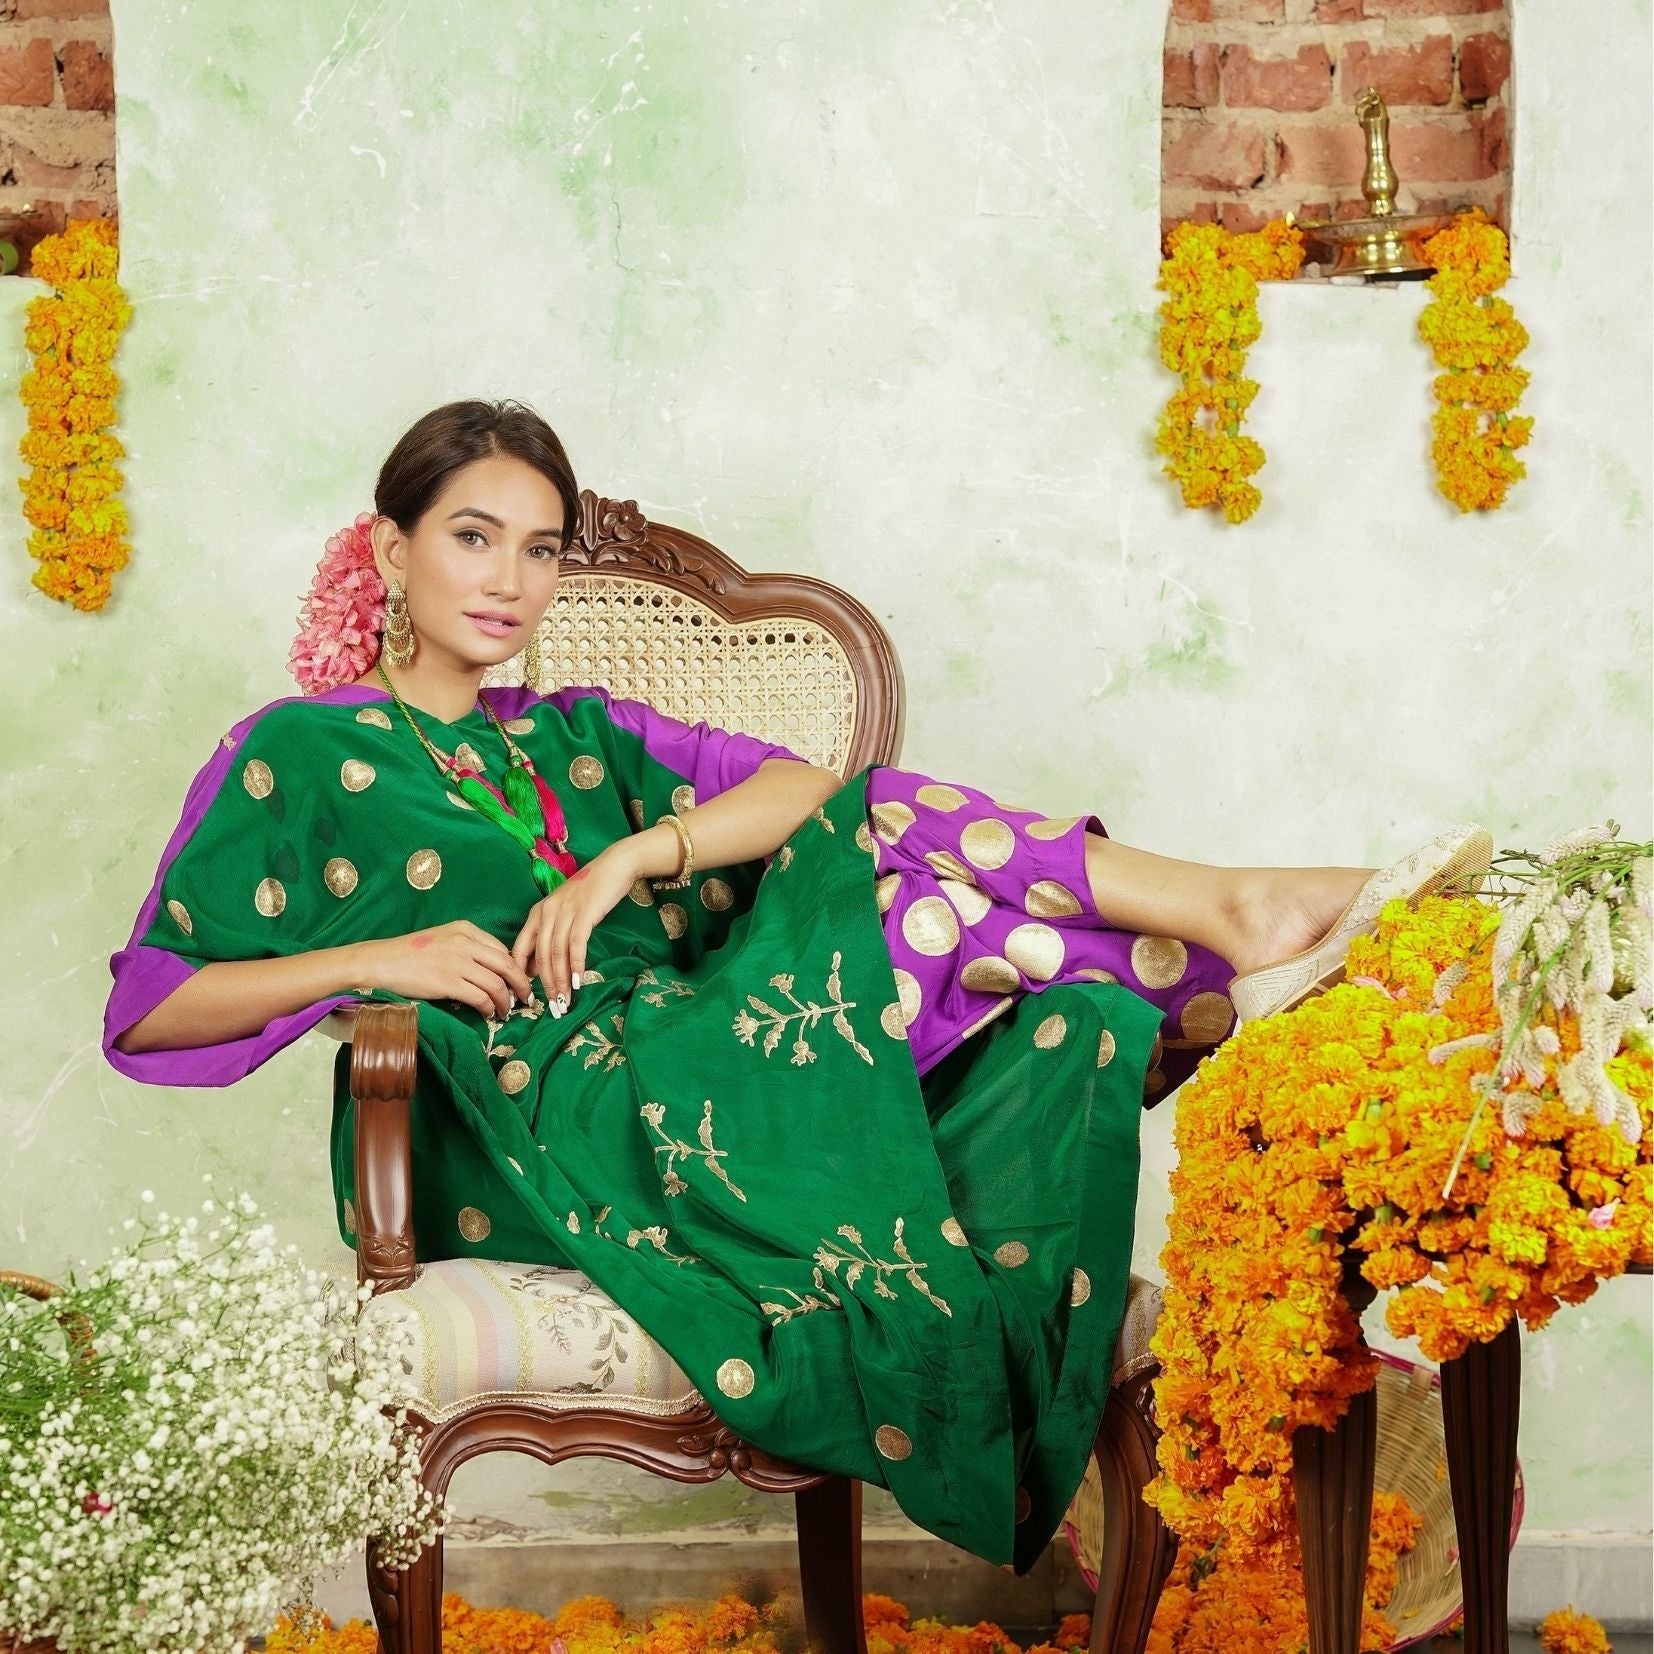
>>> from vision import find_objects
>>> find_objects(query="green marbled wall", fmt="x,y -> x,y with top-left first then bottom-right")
0,0 -> 1647,1564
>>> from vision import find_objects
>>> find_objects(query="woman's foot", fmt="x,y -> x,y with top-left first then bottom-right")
1224,826 -> 1495,1022
1222,866 -> 1375,981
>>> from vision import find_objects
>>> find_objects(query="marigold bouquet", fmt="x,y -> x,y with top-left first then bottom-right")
1154,218 -> 1304,525
16,217 -> 132,611
0,1187 -> 440,1654
1146,829 -> 1652,1561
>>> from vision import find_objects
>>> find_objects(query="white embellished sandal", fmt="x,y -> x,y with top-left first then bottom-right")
1227,824 -> 1495,1024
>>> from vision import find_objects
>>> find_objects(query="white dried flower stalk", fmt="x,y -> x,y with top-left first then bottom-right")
1539,824 -> 1614,865
1452,833 -> 1654,1191
0,1188 -> 441,1654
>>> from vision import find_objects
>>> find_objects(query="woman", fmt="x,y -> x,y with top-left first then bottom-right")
104,400 -> 1490,1571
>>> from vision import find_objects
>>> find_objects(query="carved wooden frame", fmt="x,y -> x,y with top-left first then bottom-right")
348,500 -> 1175,1654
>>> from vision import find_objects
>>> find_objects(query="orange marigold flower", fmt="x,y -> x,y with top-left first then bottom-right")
1053,1613 -> 1090,1649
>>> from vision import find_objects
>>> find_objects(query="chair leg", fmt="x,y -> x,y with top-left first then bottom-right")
366,1526 -> 444,1654
796,1475 -> 867,1654
1441,1319 -> 1520,1654
1292,1383 -> 1378,1654
1091,1380 -> 1177,1654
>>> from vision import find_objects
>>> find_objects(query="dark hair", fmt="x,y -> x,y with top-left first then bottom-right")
374,399 -> 580,546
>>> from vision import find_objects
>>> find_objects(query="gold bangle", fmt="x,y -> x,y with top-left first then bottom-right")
651,813 -> 695,891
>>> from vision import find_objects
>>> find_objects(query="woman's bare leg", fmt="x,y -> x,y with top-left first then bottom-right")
1082,833 -> 1373,979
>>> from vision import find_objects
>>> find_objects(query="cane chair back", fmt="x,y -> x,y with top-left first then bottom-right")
482,491 -> 903,777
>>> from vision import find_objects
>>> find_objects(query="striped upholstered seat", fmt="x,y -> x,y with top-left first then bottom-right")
359,1257 -> 1161,1425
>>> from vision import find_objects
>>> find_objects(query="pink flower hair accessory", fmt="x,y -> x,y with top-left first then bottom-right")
288,512 -> 386,694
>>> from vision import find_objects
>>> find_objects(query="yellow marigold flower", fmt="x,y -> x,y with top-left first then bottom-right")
1538,1606 -> 1614,1654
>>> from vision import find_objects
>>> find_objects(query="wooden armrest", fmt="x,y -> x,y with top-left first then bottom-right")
350,1002 -> 420,1295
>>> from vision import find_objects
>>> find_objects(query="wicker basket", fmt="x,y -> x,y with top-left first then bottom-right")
1063,1350 -> 1525,1650
1,1273 -> 66,1654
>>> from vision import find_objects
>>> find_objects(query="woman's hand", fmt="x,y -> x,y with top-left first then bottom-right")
358,921 -> 535,1019
511,844 -> 641,1013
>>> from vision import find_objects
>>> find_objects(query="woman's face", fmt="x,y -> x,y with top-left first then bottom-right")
372,453 -> 568,672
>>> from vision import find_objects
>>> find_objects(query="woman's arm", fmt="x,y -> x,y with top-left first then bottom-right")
626,757 -> 842,880
114,923 -> 536,1056
513,758 -> 844,1006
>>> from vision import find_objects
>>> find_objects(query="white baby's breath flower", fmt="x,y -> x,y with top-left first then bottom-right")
0,1191 -> 440,1654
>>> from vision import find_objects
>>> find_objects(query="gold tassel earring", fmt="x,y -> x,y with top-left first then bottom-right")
383,580 -> 415,668
522,625 -> 544,688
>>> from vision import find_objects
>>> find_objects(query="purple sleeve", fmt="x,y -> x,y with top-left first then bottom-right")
103,698 -> 353,1088
545,684 -> 810,802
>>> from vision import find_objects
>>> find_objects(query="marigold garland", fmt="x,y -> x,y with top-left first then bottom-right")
1417,210 -> 1533,513
1146,1488 -> 1423,1654
1145,895 -> 1652,1562
1154,218 -> 1304,525
1538,1606 -> 1614,1654
16,217 -> 132,611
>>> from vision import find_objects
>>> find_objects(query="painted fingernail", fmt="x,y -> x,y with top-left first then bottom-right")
571,973 -> 582,991
555,995 -> 569,1014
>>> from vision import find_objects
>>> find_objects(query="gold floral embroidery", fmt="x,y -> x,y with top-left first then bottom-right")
567,1014 -> 627,1071
592,1204 -> 699,1266
812,1217 -> 952,1318
731,952 -> 873,1067
778,844 -> 796,871
810,805 -> 836,834
640,1098 -> 746,1203
757,1281 -> 842,1325
636,966 -> 696,1008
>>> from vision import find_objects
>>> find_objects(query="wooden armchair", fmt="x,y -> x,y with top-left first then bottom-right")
344,490 -> 1181,1654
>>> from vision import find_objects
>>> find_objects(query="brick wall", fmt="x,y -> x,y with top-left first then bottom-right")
0,0 -> 116,273
1162,0 -> 1511,243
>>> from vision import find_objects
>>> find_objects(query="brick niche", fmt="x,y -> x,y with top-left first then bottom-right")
0,0 -> 117,273
1162,0 -> 1512,245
